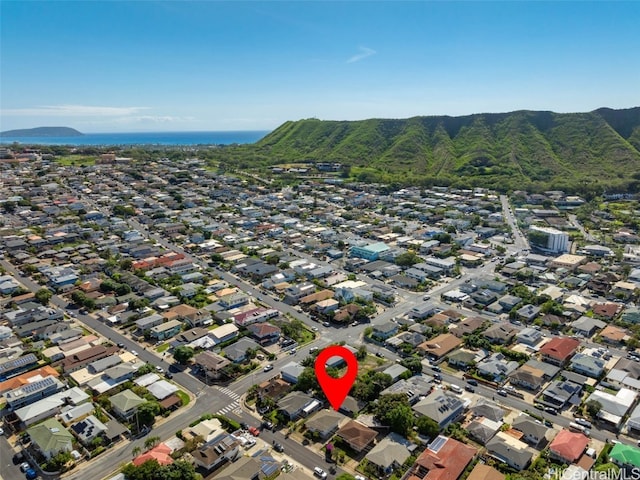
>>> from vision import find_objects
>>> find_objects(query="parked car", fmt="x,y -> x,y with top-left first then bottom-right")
433,373 -> 442,380
117,342 -> 125,348
25,468 -> 38,480
248,426 -> 260,437
466,379 -> 478,386
322,322 -> 330,327
0,427 -> 4,436
545,407 -> 558,415
465,385 -> 475,393
273,442 -> 284,453
449,384 -> 463,394
314,467 -> 328,479
262,420 -> 274,430
575,418 -> 592,428
263,364 -> 274,372
375,352 -> 385,358
20,462 -> 31,472
131,350 -> 138,356
155,366 -> 164,373
496,389 -> 508,397
165,372 -> 173,379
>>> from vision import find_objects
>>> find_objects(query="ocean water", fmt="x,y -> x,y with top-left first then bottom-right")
0,130 -> 270,146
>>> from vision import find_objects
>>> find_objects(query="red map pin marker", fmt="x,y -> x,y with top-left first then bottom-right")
315,345 -> 358,411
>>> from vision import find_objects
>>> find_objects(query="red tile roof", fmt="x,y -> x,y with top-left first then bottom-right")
408,436 -> 476,480
133,443 -> 173,466
539,337 -> 580,362
550,429 -> 589,463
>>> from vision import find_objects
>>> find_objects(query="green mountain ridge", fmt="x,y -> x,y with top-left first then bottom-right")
0,126 -> 84,137
218,107 -> 640,193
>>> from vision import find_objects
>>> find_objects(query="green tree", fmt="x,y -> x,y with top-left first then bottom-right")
35,288 -> 52,306
136,401 -> 160,428
296,367 -> 320,393
144,436 -> 161,450
586,400 -> 603,418
173,346 -> 195,365
374,394 -> 415,435
395,252 -> 420,267
416,416 -> 440,439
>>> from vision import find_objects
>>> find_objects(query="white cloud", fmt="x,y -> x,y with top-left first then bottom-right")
346,46 -> 376,64
0,104 -> 149,116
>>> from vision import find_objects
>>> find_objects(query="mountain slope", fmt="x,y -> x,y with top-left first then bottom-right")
237,107 -> 640,192
0,126 -> 84,137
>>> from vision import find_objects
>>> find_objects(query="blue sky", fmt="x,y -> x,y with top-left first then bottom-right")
1,1 -> 639,132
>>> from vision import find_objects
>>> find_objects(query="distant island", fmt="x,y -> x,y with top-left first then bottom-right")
0,126 -> 84,137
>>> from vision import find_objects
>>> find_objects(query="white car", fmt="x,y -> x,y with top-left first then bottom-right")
263,364 -> 274,372
131,350 -> 138,356
155,366 -> 164,373
313,467 -> 328,479
0,427 -> 4,436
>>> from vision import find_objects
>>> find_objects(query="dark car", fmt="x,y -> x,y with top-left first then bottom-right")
465,385 -> 475,392
240,422 -> 248,430
25,468 -> 38,480
165,372 -> 173,379
117,342 -> 125,348
466,379 -> 478,386
433,373 -> 442,380
545,407 -> 558,415
273,442 -> 284,453
375,352 -> 385,358
262,420 -> 274,430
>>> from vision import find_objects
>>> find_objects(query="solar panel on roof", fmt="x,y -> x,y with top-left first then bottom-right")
428,435 -> 447,453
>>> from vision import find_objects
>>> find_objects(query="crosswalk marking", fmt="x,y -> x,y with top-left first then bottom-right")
216,400 -> 239,415
215,386 -> 241,400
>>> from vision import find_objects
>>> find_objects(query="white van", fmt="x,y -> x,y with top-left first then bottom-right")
450,384 -> 463,394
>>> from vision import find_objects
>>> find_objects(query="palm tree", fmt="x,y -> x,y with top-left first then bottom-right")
132,446 -> 141,458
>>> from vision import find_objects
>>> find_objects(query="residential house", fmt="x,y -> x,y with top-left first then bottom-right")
467,417 -> 502,445
418,333 -> 462,361
467,464 -> 505,480
470,399 -> 505,423
365,434 -> 413,477
305,409 -> 347,440
541,380 -> 583,410
109,389 -> 146,421
71,415 -> 108,446
570,316 -> 606,338
256,377 -> 290,402
448,349 -> 479,370
247,322 -> 281,346
381,375 -> 433,405
516,304 -> 541,322
609,443 -> 640,472
483,323 -> 519,345
280,362 -> 306,384
569,353 -> 607,378
406,435 -> 476,480
486,432 -> 533,471
194,351 -> 230,381
223,337 -> 260,363
27,418 -> 74,459
509,364 -> 546,391
335,419 -> 378,453
476,352 -> 519,383
586,388 -> 638,427
516,327 -> 543,346
215,456 -> 262,480
192,433 -> 241,471
133,443 -> 174,467
512,415 -> 549,446
149,319 -> 183,341
549,429 -> 589,464
413,392 -> 465,429
3,376 -> 65,409
373,322 -> 398,340
277,391 -> 319,420
600,325 -> 630,346
539,337 -> 580,366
